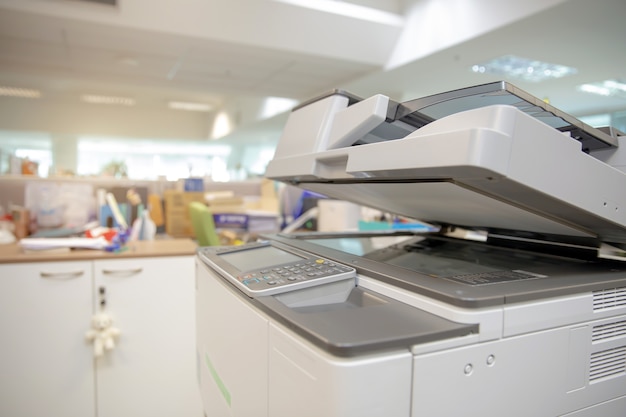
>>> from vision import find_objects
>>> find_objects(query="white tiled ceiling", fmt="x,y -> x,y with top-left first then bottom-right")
0,0 -> 625,138
0,0 -> 393,109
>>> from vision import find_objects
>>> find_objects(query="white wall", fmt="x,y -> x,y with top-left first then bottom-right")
387,0 -> 569,69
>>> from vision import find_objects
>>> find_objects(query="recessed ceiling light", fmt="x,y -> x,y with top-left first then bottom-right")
578,80 -> 626,98
470,55 -> 577,82
81,94 -> 135,106
0,86 -> 42,98
168,101 -> 213,112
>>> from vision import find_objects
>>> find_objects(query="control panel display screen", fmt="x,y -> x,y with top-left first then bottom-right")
219,245 -> 305,272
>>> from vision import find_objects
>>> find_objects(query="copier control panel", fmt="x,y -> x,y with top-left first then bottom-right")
198,241 -> 356,297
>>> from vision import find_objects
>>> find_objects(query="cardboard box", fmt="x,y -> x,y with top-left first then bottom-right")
213,211 -> 279,234
163,190 -> 206,237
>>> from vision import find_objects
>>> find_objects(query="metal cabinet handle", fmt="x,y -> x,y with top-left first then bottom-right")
102,267 -> 143,275
40,270 -> 85,279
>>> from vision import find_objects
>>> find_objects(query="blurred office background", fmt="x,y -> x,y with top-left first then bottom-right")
1,0 -> 625,181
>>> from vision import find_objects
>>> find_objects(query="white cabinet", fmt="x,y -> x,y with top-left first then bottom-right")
93,256 -> 203,417
0,261 -> 96,417
0,253 -> 202,417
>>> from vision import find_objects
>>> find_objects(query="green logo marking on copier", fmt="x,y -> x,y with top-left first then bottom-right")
205,353 -> 231,407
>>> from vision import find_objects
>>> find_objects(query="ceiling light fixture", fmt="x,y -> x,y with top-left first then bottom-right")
471,55 -> 577,82
168,101 -> 213,112
578,80 -> 626,98
81,94 -> 135,106
0,86 -> 42,98
273,0 -> 404,26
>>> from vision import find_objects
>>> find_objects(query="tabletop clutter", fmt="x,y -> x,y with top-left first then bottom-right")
1,182 -> 157,252
1,178 -> 282,252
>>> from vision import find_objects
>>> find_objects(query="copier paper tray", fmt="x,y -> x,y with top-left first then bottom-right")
266,81 -> 626,245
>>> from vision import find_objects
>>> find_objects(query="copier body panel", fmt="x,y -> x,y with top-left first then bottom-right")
196,234 -> 626,417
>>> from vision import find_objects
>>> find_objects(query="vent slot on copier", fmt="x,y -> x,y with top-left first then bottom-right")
593,287 -> 626,311
592,320 -> 626,342
589,346 -> 626,382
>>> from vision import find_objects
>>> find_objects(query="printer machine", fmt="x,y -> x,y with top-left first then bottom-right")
196,82 -> 626,417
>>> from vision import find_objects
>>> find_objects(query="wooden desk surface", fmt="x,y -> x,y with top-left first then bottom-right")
0,238 -> 198,264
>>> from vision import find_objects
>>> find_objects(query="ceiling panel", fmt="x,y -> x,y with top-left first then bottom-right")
0,0 -> 624,144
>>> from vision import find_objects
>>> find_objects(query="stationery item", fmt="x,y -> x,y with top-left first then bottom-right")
105,193 -> 128,229
139,209 -> 156,240
19,237 -> 110,250
130,205 -> 156,241
11,207 -> 30,239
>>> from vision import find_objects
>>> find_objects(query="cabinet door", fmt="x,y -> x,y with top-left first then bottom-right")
0,261 -> 96,417
94,256 -> 203,417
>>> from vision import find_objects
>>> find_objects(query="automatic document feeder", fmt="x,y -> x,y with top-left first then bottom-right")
195,82 -> 626,417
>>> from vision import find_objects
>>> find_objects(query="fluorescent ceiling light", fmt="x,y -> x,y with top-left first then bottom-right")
168,101 -> 213,112
81,94 -> 135,106
578,84 -> 612,97
578,80 -> 626,98
273,0 -> 404,26
0,86 -> 42,98
471,55 -> 577,82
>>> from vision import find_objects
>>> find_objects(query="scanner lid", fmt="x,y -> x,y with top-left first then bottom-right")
267,82 -> 626,246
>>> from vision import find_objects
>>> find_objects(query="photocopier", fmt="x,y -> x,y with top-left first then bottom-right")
195,82 -> 626,417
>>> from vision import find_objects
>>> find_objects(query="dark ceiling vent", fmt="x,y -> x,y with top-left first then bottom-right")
75,0 -> 117,5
